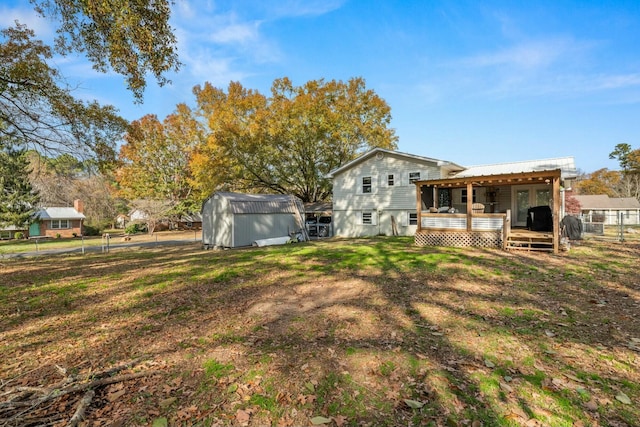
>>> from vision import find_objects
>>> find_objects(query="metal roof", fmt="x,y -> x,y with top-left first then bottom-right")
35,207 -> 85,220
453,157 -> 577,179
573,195 -> 640,210
213,192 -> 305,215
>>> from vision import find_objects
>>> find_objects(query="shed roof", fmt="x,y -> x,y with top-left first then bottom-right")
453,157 -> 577,180
35,207 -> 85,220
573,195 -> 640,210
212,192 -> 304,215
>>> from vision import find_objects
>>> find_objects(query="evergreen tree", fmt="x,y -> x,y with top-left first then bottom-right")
0,145 -> 39,228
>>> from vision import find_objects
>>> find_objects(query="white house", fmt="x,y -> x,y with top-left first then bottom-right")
327,148 -> 464,237
573,194 -> 640,225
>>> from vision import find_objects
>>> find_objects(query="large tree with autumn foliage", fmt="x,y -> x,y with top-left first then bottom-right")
116,105 -> 202,215
190,77 -> 398,202
575,143 -> 640,201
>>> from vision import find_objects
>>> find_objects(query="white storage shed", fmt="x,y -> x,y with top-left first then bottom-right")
201,192 -> 307,248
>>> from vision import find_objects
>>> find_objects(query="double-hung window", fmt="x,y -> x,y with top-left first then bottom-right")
362,176 -> 372,193
51,219 -> 70,229
362,212 -> 373,225
409,172 -> 420,184
387,174 -> 395,186
408,212 -> 418,225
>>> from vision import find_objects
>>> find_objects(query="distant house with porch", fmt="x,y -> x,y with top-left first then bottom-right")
572,194 -> 640,225
329,149 -> 578,253
30,199 -> 85,238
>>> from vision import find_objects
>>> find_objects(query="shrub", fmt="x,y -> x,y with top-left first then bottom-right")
55,233 -> 61,239
125,223 -> 142,234
83,225 -> 101,236
14,232 -> 24,239
72,232 -> 78,238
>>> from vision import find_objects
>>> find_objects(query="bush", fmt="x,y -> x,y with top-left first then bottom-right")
72,232 -> 78,238
83,225 -> 101,236
55,233 -> 61,239
14,232 -> 24,239
125,223 -> 143,234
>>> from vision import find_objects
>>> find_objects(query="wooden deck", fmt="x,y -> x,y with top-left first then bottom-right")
505,229 -> 554,251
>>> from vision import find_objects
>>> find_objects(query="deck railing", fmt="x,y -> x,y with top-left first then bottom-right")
419,212 -> 508,232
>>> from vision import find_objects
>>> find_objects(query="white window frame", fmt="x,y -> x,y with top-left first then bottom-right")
409,212 -> 418,225
387,173 -> 395,187
51,219 -> 70,229
359,211 -> 378,225
409,171 -> 421,184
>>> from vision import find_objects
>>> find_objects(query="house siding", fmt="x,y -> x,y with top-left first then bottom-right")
332,152 -> 443,237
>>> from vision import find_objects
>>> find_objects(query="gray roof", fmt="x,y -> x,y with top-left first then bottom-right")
180,212 -> 203,222
212,192 -> 305,215
573,195 -> 640,210
453,157 -> 578,179
35,207 -> 85,220
327,148 -> 465,178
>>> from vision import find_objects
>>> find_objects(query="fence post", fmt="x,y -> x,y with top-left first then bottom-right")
82,236 -> 85,255
619,211 -> 625,242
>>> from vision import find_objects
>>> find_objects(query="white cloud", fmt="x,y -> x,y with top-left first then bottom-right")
0,4 -> 54,40
459,38 -> 583,71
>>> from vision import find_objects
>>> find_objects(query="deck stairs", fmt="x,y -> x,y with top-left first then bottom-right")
505,229 -> 554,252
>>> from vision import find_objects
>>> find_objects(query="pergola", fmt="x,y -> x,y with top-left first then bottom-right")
414,169 -> 562,253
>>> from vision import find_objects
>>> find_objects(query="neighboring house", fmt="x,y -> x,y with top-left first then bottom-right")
573,194 -> 640,225
327,148 -> 465,237
31,199 -> 85,238
201,192 -> 306,248
177,212 -> 203,230
0,225 -> 28,240
414,157 -> 578,253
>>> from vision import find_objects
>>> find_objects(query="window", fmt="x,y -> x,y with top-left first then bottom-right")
387,174 -> 395,186
461,189 -> 477,203
51,219 -> 70,229
362,176 -> 372,193
362,212 -> 373,224
409,172 -> 420,184
409,212 -> 418,225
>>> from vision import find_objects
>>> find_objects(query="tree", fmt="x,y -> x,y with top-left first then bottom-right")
1,24 -> 128,161
30,0 -> 180,101
574,168 -> 621,197
28,151 -> 123,229
0,144 -> 39,228
609,143 -> 640,200
192,77 -> 398,202
116,105 -> 201,214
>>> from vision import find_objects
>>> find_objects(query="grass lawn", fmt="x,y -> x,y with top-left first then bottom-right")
0,230 -> 202,255
0,237 -> 638,426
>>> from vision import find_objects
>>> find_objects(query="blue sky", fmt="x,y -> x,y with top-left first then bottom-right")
3,0 -> 640,173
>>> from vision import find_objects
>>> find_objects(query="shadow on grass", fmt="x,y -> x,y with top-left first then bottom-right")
1,237 -> 639,426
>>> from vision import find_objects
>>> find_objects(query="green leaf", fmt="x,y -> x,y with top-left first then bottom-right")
152,417 -> 168,427
616,392 -> 632,405
404,399 -> 425,409
484,359 -> 495,368
305,382 -> 316,393
310,416 -> 332,424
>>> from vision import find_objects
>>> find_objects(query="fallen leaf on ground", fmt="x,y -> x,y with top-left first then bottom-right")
310,416 -> 332,424
404,399 -> 425,409
616,392 -> 632,405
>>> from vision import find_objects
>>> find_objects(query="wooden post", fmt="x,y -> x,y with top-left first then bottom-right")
503,210 -> 511,250
416,183 -> 422,232
466,182 -> 473,231
552,175 -> 560,254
